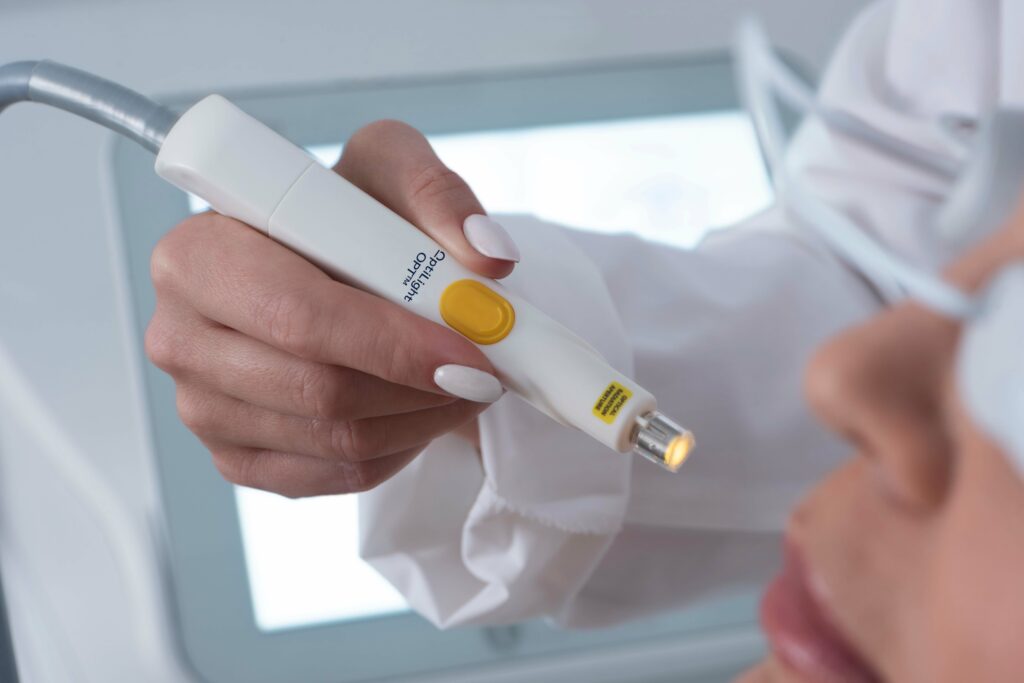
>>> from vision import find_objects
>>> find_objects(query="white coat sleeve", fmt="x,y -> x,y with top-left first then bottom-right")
359,0 -> 991,629
359,210 -> 878,628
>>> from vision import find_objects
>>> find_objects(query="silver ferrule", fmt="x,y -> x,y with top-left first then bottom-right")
632,411 -> 695,473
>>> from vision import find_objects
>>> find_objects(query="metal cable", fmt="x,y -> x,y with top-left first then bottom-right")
0,60 -> 176,154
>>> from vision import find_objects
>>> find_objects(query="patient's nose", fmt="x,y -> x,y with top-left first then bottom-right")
804,305 -> 959,510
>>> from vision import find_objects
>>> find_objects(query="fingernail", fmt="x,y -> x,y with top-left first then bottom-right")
463,214 -> 520,262
433,364 -> 503,403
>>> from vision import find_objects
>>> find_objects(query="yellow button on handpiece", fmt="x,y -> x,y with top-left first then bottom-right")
439,279 -> 516,345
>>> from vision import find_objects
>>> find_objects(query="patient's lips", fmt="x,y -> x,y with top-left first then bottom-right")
760,540 -> 879,683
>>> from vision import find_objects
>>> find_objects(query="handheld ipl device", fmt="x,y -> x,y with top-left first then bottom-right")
0,61 -> 694,472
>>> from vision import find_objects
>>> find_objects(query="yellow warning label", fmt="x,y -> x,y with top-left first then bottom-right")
592,381 -> 633,424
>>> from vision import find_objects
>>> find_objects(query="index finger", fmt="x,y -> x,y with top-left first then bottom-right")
335,120 -> 518,280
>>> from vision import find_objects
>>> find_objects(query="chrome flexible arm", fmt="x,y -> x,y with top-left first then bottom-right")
0,60 -> 177,154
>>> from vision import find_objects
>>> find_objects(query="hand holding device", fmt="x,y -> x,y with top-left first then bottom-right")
147,121 -> 514,496
1,61 -> 696,499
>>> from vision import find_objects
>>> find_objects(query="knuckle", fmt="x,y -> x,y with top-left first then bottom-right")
144,320 -> 186,373
323,419 -> 383,462
341,462 -> 377,494
210,449 -> 302,498
150,234 -> 190,294
360,308 -> 409,380
407,163 -> 468,205
338,119 -> 415,173
308,418 -> 349,459
351,420 -> 388,461
210,449 -> 277,494
295,364 -> 350,420
209,448 -> 245,486
330,420 -> 360,459
316,456 -> 409,495
348,119 -> 414,152
257,289 -> 321,359
343,454 -> 404,493
150,215 -> 214,292
152,213 -> 248,293
176,389 -> 213,435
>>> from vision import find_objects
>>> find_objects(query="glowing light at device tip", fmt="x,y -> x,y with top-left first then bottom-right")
632,411 -> 695,473
664,431 -> 696,472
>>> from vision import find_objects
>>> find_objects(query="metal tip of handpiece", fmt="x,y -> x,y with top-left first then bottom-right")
632,411 -> 695,473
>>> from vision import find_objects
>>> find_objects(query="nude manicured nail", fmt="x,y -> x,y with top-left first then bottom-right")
433,364 -> 503,403
463,214 -> 520,262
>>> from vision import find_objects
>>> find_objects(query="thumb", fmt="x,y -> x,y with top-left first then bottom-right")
334,119 -> 519,280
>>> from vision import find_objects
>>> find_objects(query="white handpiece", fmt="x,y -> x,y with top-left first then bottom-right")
154,95 -> 693,471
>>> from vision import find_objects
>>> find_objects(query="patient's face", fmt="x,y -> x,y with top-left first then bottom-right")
741,211 -> 1024,683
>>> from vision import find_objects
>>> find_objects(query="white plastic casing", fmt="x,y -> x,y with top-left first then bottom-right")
155,95 -> 655,452
154,96 -> 313,232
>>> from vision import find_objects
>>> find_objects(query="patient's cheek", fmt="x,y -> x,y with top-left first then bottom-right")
925,409 -> 1024,682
